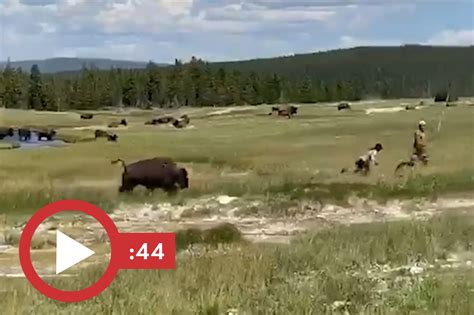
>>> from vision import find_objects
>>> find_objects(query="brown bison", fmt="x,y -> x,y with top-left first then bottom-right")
18,128 -> 31,141
144,119 -> 156,125
80,113 -> 94,119
156,116 -> 176,124
338,102 -> 351,111
107,134 -> 118,142
145,116 -> 179,125
0,127 -> 14,140
179,114 -> 190,124
95,129 -> 108,138
274,105 -> 298,118
172,115 -> 190,129
108,119 -> 127,128
111,157 -> 188,193
95,129 -> 117,141
37,129 -> 56,141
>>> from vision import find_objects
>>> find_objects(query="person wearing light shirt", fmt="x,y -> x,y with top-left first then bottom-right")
354,143 -> 384,175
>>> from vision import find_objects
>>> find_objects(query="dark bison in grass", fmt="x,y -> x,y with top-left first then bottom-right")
269,105 -> 298,118
95,129 -> 118,141
95,129 -> 108,138
107,134 -> 118,142
172,115 -> 190,129
112,157 -> 189,194
18,128 -> 32,141
36,129 -> 56,141
0,127 -> 14,140
145,116 -> 175,125
338,102 -> 351,111
108,119 -> 127,128
80,113 -> 94,119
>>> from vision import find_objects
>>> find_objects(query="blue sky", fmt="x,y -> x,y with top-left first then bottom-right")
0,0 -> 472,62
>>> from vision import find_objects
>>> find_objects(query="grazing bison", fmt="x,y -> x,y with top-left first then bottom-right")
269,105 -> 298,118
0,127 -> 14,140
180,114 -> 190,125
156,116 -> 176,124
94,129 -> 108,138
18,128 -> 32,141
338,102 -> 351,111
145,116 -> 179,125
144,119 -> 156,125
279,105 -> 298,118
172,119 -> 187,129
108,119 -> 127,128
95,129 -> 117,141
37,129 -> 56,141
268,106 -> 280,115
111,157 -> 187,193
107,134 -> 118,142
80,113 -> 94,119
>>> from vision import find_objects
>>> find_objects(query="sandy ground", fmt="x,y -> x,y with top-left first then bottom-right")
1,195 -> 473,278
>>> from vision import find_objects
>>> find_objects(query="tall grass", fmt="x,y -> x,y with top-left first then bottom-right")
1,103 -> 474,217
1,214 -> 473,314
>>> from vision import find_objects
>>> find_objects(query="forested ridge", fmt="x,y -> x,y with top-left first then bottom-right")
1,45 -> 473,111
0,57 -> 153,74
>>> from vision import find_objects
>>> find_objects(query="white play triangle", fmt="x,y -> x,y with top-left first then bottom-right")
56,230 -> 95,274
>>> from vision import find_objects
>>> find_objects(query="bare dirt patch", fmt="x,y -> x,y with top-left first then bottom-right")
2,195 -> 473,278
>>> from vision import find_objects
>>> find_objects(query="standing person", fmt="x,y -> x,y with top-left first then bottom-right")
395,120 -> 429,172
411,120 -> 429,165
352,143 -> 384,175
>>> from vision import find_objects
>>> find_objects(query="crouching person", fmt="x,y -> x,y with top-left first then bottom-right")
353,143 -> 384,175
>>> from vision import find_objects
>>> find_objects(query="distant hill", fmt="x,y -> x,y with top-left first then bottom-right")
210,45 -> 474,80
0,57 -> 168,73
207,45 -> 474,97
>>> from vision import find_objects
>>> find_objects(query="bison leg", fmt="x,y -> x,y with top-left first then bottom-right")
119,184 -> 135,193
165,186 -> 178,196
119,176 -> 136,193
144,186 -> 156,195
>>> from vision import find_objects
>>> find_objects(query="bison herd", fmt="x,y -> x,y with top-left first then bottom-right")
145,114 -> 191,128
0,127 -> 57,142
3,98 -> 457,196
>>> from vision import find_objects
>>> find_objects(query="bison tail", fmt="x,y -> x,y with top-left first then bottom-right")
111,158 -> 127,172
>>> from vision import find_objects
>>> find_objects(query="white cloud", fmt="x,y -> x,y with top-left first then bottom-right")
0,0 -> 473,63
339,35 -> 402,47
205,3 -> 336,23
425,29 -> 474,46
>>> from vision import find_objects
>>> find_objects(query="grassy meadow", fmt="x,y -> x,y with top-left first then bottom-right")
1,99 -> 474,217
1,212 -> 473,314
1,98 -> 474,314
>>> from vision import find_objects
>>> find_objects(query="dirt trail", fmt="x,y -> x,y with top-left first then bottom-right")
1,195 -> 473,278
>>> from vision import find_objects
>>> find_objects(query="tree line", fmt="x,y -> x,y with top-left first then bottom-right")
1,46 -> 473,111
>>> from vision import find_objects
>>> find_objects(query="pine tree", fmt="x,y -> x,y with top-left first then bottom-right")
2,64 -> 23,109
27,64 -> 47,110
122,76 -> 138,107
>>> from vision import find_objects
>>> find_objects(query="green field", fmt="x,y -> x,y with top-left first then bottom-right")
2,213 -> 474,314
1,99 -> 473,314
1,99 -> 474,215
